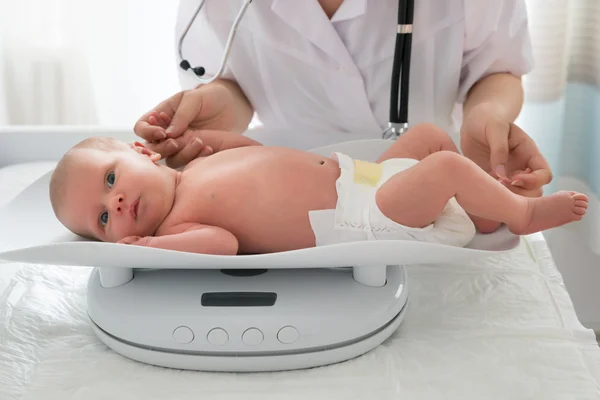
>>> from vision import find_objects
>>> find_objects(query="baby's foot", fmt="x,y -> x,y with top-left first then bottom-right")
509,191 -> 588,235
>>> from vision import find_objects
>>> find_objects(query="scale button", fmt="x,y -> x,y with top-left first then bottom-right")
207,328 -> 229,346
173,326 -> 194,344
277,326 -> 299,344
242,328 -> 264,345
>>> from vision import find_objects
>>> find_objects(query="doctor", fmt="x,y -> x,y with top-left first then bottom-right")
134,0 -> 551,221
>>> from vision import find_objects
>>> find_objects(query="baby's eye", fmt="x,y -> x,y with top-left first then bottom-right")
106,171 -> 115,188
100,211 -> 108,226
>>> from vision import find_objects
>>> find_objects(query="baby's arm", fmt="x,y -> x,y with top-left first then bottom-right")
119,223 -> 238,255
199,129 -> 263,153
147,110 -> 262,152
173,129 -> 262,156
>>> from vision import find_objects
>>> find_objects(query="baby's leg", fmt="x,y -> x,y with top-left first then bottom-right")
376,123 -> 503,233
376,123 -> 459,163
375,151 -> 588,234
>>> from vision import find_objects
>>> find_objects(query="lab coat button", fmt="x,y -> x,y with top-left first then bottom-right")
173,326 -> 194,344
277,326 -> 299,344
207,328 -> 229,346
242,328 -> 264,345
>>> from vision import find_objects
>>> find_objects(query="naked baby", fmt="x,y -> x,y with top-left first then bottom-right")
49,123 -> 588,255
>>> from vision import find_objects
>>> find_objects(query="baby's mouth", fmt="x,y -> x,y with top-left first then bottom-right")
129,198 -> 140,220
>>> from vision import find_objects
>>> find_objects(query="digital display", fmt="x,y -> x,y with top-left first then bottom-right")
201,292 -> 277,307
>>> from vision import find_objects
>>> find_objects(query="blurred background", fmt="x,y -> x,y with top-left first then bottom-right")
0,0 -> 598,330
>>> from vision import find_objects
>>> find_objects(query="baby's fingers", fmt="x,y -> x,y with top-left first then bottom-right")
149,111 -> 172,129
509,169 -> 551,191
509,168 -> 531,178
166,138 -> 206,169
198,145 -> 213,157
146,138 -> 180,158
160,112 -> 172,126
148,115 -> 160,128
118,236 -> 141,245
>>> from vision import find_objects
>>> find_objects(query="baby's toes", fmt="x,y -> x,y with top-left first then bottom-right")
571,192 -> 589,201
573,204 -> 587,215
572,193 -> 588,207
574,199 -> 588,209
570,193 -> 588,217
568,191 -> 584,197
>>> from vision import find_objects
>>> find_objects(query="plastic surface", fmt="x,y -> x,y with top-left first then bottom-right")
91,303 -> 408,373
242,328 -> 264,346
353,265 -> 387,287
277,326 -> 299,344
207,328 -> 229,346
173,326 -> 194,344
86,266 -> 408,358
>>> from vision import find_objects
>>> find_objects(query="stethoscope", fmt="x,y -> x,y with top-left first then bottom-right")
178,0 -> 414,140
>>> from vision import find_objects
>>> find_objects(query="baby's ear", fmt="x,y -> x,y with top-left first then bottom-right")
130,141 -> 161,163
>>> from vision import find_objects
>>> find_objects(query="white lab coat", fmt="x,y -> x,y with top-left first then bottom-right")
175,0 -> 533,150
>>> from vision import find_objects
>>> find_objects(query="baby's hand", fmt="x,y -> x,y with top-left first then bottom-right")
174,134 -> 214,158
498,167 -> 532,184
497,167 -> 539,196
147,109 -> 214,154
145,131 -> 214,169
118,236 -> 152,247
147,111 -> 172,132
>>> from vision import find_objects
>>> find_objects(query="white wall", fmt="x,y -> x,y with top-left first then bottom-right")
0,0 -> 182,127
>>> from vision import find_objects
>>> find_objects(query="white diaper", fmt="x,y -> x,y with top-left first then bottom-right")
308,152 -> 477,247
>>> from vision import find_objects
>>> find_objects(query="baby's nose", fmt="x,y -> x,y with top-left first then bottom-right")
110,194 -> 126,214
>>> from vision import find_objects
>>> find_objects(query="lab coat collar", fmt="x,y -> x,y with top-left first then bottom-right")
331,0 -> 367,23
271,0 -> 359,67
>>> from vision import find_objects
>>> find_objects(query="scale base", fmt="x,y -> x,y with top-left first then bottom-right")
90,303 -> 407,372
87,266 -> 409,372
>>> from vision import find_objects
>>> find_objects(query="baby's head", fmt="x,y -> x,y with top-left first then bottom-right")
50,136 -> 177,242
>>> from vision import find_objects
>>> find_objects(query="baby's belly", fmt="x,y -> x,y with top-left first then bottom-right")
201,158 -> 340,253
231,201 -> 331,253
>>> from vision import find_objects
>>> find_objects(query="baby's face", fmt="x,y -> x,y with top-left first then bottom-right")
59,144 -> 176,242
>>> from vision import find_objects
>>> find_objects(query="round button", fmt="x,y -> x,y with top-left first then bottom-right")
173,326 -> 194,344
277,326 -> 299,344
207,328 -> 229,346
242,328 -> 264,346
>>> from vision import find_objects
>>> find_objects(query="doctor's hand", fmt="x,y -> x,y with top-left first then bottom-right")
460,102 -> 553,197
142,114 -> 215,168
133,84 -> 237,165
134,84 -> 237,141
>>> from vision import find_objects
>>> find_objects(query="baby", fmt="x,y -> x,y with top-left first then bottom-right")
49,123 -> 588,255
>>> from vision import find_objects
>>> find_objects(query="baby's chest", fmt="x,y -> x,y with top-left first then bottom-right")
167,188 -> 215,224
167,178 -> 252,222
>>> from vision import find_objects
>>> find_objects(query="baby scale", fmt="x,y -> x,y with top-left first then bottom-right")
0,130 -> 520,372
